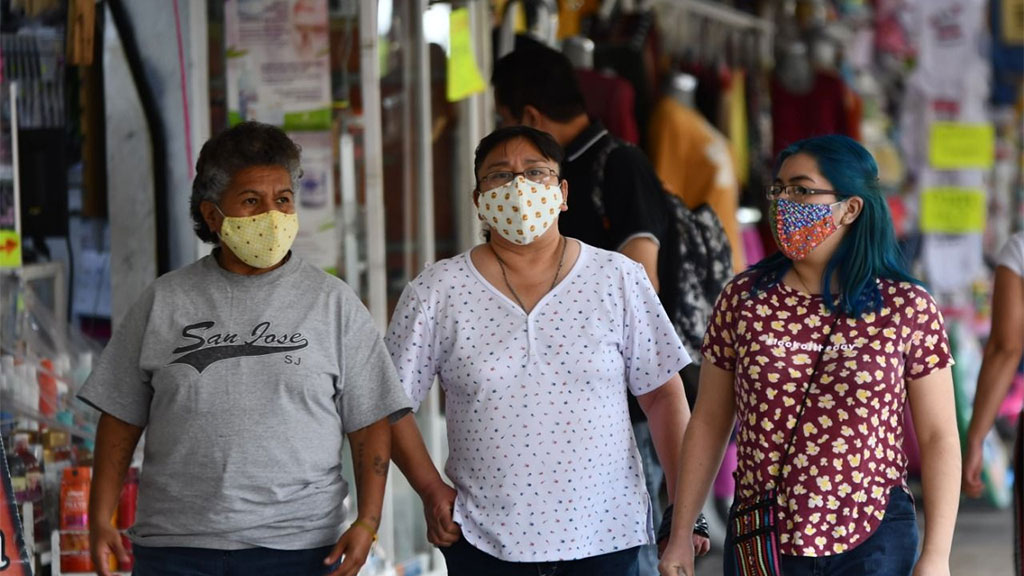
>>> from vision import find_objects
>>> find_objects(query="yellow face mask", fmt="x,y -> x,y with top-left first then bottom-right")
216,208 -> 299,269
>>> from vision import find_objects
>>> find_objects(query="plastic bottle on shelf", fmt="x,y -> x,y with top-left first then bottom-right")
117,467 -> 139,571
55,353 -> 71,411
0,360 -> 12,438
72,352 -> 97,452
43,427 -> 73,542
13,431 -> 47,546
7,443 -> 28,504
60,466 -> 93,572
16,364 -> 39,432
38,357 -> 58,422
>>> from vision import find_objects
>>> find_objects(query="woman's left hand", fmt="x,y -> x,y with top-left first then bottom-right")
324,524 -> 376,576
692,533 -> 711,556
911,551 -> 950,576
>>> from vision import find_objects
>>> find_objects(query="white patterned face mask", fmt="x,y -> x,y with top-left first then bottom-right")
216,207 -> 299,268
476,177 -> 563,245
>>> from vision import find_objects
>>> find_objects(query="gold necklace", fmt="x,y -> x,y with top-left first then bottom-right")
492,236 -> 567,312
792,269 -> 816,294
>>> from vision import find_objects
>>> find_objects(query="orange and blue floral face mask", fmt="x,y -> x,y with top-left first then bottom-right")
769,198 -> 844,260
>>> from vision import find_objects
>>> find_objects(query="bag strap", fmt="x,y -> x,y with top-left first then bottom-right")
587,131 -> 619,228
770,308 -> 844,490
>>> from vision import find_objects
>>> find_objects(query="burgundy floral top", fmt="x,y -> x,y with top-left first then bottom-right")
702,273 -> 953,556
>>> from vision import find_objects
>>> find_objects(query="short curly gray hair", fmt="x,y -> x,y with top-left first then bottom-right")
190,121 -> 303,243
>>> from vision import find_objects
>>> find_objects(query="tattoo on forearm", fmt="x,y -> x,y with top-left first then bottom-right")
372,455 -> 388,477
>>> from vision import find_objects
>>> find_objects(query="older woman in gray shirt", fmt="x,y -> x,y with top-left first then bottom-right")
79,122 -> 410,576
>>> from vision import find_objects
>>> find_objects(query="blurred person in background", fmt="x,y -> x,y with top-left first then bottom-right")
964,230 -> 1024,575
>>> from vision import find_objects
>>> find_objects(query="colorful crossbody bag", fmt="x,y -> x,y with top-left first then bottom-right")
731,314 -> 841,576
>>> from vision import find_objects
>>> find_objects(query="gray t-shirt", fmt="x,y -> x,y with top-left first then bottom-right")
79,253 -> 411,550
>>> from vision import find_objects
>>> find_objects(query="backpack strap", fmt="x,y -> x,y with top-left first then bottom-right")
588,133 -> 621,230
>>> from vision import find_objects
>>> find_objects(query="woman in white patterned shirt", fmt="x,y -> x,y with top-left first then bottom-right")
385,126 -> 709,575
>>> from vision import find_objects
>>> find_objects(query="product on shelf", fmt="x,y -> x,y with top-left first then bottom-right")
12,431 -> 47,545
38,357 -> 58,420
117,466 -> 139,570
59,466 -> 92,572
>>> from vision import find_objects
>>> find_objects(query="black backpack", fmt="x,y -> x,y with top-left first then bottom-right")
590,138 -> 734,360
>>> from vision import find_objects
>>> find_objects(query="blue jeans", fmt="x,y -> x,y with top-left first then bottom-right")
132,544 -> 339,576
439,537 -> 640,576
723,486 -> 919,576
633,420 -> 663,576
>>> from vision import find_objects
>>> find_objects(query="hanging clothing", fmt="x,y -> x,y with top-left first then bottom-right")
576,69 -> 641,144
913,0 -> 988,83
721,69 -> 750,187
991,0 -> 1024,105
771,71 -> 852,158
648,97 -> 745,272
591,11 -> 662,148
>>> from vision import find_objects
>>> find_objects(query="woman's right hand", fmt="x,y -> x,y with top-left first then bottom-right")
89,523 -> 129,576
962,437 -> 985,498
421,481 -> 461,547
658,534 -> 696,576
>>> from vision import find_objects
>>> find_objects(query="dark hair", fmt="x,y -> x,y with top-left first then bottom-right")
492,45 -> 587,122
473,126 -> 564,189
750,134 -> 919,317
190,121 -> 302,243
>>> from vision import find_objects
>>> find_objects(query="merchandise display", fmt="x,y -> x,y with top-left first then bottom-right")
1,270 -> 127,575
0,0 -> 1020,574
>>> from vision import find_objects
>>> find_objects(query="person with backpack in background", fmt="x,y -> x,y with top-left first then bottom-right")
492,44 -> 720,574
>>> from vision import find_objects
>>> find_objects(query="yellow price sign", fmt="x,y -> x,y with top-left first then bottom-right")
1002,0 -> 1024,44
0,229 -> 22,268
447,8 -> 486,103
920,187 -> 987,234
928,122 -> 995,170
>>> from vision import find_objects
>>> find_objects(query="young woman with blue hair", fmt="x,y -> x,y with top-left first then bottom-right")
659,135 -> 960,576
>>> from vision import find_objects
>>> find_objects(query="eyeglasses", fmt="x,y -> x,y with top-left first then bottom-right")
765,184 -> 838,200
479,168 -> 559,190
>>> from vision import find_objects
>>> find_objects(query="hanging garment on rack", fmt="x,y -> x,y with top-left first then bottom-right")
742,64 -> 772,209
557,0 -> 601,38
898,69 -> 989,177
844,83 -> 863,143
649,96 -> 745,272
576,69 -> 640,144
721,68 -> 750,187
591,11 -> 661,148
771,71 -> 852,158
684,62 -> 724,133
913,0 -> 988,83
991,0 -> 1024,105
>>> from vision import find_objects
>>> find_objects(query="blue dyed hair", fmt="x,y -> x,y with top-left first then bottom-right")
750,135 -> 919,317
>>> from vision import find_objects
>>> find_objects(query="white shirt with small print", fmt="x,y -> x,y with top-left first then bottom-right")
386,240 -> 690,562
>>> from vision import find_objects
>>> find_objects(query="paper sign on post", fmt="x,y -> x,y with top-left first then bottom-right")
224,0 -> 332,130
447,8 -> 486,102
0,230 -> 21,269
928,122 -> 995,170
1002,0 -> 1024,44
920,187 -> 987,234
